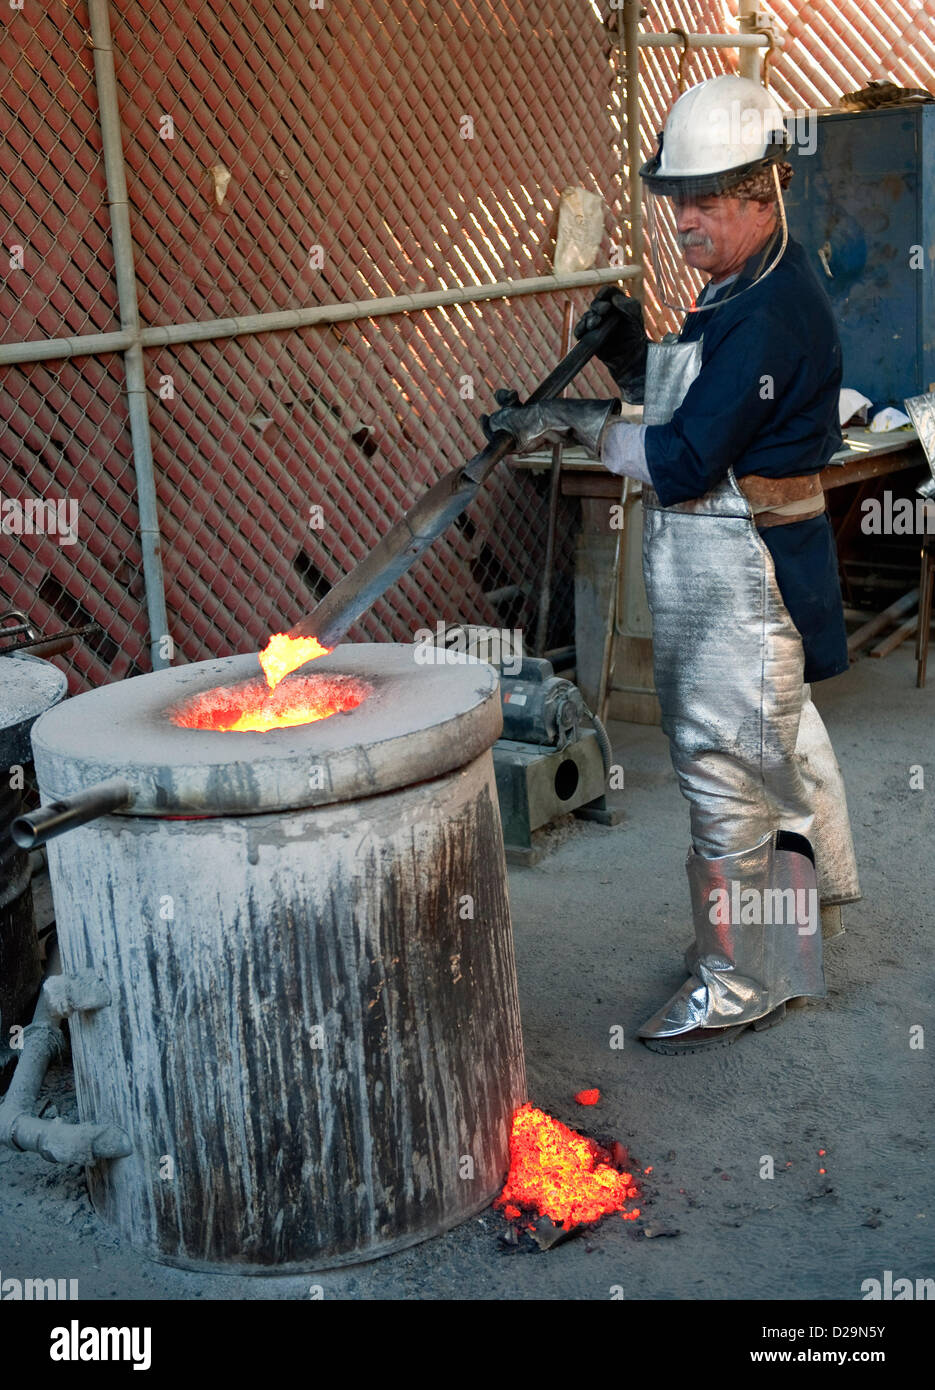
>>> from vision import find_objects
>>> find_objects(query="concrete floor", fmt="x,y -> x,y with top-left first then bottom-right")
1,645 -> 932,1300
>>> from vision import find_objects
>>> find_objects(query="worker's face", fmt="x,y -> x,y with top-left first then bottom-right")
673,193 -> 777,280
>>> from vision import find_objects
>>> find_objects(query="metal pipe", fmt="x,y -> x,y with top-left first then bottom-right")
737,2 -> 763,81
0,329 -> 134,366
623,1 -> 644,273
0,944 -> 132,1164
144,268 -> 641,347
0,267 -> 640,369
535,303 -> 574,655
88,0 -> 171,673
0,944 -> 65,1143
0,623 -> 99,659
636,32 -> 773,50
11,778 -> 135,850
597,476 -> 630,724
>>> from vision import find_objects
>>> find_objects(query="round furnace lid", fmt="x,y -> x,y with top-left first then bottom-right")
0,654 -> 69,767
29,644 -> 502,815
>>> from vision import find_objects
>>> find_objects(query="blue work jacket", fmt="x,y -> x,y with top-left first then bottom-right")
644,235 -> 849,682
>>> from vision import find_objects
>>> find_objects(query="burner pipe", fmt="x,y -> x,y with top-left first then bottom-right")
11,779 -> 135,851
0,943 -> 132,1164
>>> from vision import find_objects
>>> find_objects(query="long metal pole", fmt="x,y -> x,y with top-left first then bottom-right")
637,32 -> 772,51
534,302 -> 574,656
737,2 -> 763,81
623,1 -> 644,273
0,329 -> 135,366
0,267 -> 639,369
88,0 -> 170,671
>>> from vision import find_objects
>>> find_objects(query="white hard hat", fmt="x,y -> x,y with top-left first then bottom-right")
640,75 -> 790,197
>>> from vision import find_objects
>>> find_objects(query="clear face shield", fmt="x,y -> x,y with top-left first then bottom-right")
643,162 -> 788,317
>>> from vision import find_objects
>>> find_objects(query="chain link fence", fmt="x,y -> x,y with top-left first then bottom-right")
2,0 -> 623,691
8,1 -> 930,692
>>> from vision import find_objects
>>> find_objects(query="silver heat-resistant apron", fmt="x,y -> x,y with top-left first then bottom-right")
635,339 -> 859,1035
641,339 -> 860,900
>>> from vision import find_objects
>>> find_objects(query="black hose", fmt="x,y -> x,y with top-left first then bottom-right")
582,705 -> 614,777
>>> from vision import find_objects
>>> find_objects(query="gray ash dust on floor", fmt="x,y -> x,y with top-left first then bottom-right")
0,648 -> 931,1300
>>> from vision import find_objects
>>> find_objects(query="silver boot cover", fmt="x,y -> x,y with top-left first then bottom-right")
639,831 -> 826,1038
780,690 -> 861,905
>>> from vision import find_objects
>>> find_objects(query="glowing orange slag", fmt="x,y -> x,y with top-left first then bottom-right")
259,632 -> 332,691
575,1088 -> 600,1107
496,1102 -> 641,1230
169,672 -> 370,733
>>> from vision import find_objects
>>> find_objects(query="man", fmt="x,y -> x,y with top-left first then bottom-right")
484,75 -> 860,1053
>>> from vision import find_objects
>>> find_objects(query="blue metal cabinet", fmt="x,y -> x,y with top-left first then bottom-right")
783,106 -> 935,406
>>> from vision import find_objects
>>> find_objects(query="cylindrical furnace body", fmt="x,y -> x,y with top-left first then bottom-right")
30,645 -> 526,1271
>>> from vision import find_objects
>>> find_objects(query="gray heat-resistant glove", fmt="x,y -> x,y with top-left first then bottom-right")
482,389 -> 621,456
574,286 -> 647,403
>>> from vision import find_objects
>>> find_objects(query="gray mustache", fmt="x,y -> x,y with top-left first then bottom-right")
677,232 -> 715,251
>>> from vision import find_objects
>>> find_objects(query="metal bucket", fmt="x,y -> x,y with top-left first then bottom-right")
1,654 -> 68,1089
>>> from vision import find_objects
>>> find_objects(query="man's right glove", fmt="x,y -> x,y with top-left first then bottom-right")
575,286 -> 647,403
482,389 -> 621,456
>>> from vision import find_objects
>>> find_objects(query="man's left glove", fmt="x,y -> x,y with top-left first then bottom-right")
482,389 -> 621,456
574,288 -> 647,403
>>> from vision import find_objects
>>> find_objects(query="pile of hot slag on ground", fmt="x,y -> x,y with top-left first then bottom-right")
496,1102 -> 641,1231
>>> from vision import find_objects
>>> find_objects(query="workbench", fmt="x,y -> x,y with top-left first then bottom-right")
545,425 -> 923,501
511,424 -> 927,723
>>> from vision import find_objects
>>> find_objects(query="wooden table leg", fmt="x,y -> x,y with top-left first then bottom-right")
918,544 -> 935,688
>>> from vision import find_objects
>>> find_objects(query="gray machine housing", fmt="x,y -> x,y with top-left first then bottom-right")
492,657 -> 621,863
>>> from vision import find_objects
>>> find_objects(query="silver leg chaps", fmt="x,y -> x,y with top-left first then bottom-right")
639,470 -> 859,1036
781,692 -> 860,906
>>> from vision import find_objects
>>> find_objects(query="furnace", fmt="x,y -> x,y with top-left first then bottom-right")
19,644 -> 527,1271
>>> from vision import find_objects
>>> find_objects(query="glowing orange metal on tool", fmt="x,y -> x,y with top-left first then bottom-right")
259,633 -> 332,691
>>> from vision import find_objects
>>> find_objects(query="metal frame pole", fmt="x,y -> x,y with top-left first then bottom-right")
636,32 -> 772,53
88,0 -> 170,671
3,3 -> 769,683
622,0 -> 644,272
737,1 -> 763,82
0,267 -> 639,370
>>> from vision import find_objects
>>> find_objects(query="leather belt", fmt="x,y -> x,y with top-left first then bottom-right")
738,471 -> 826,529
